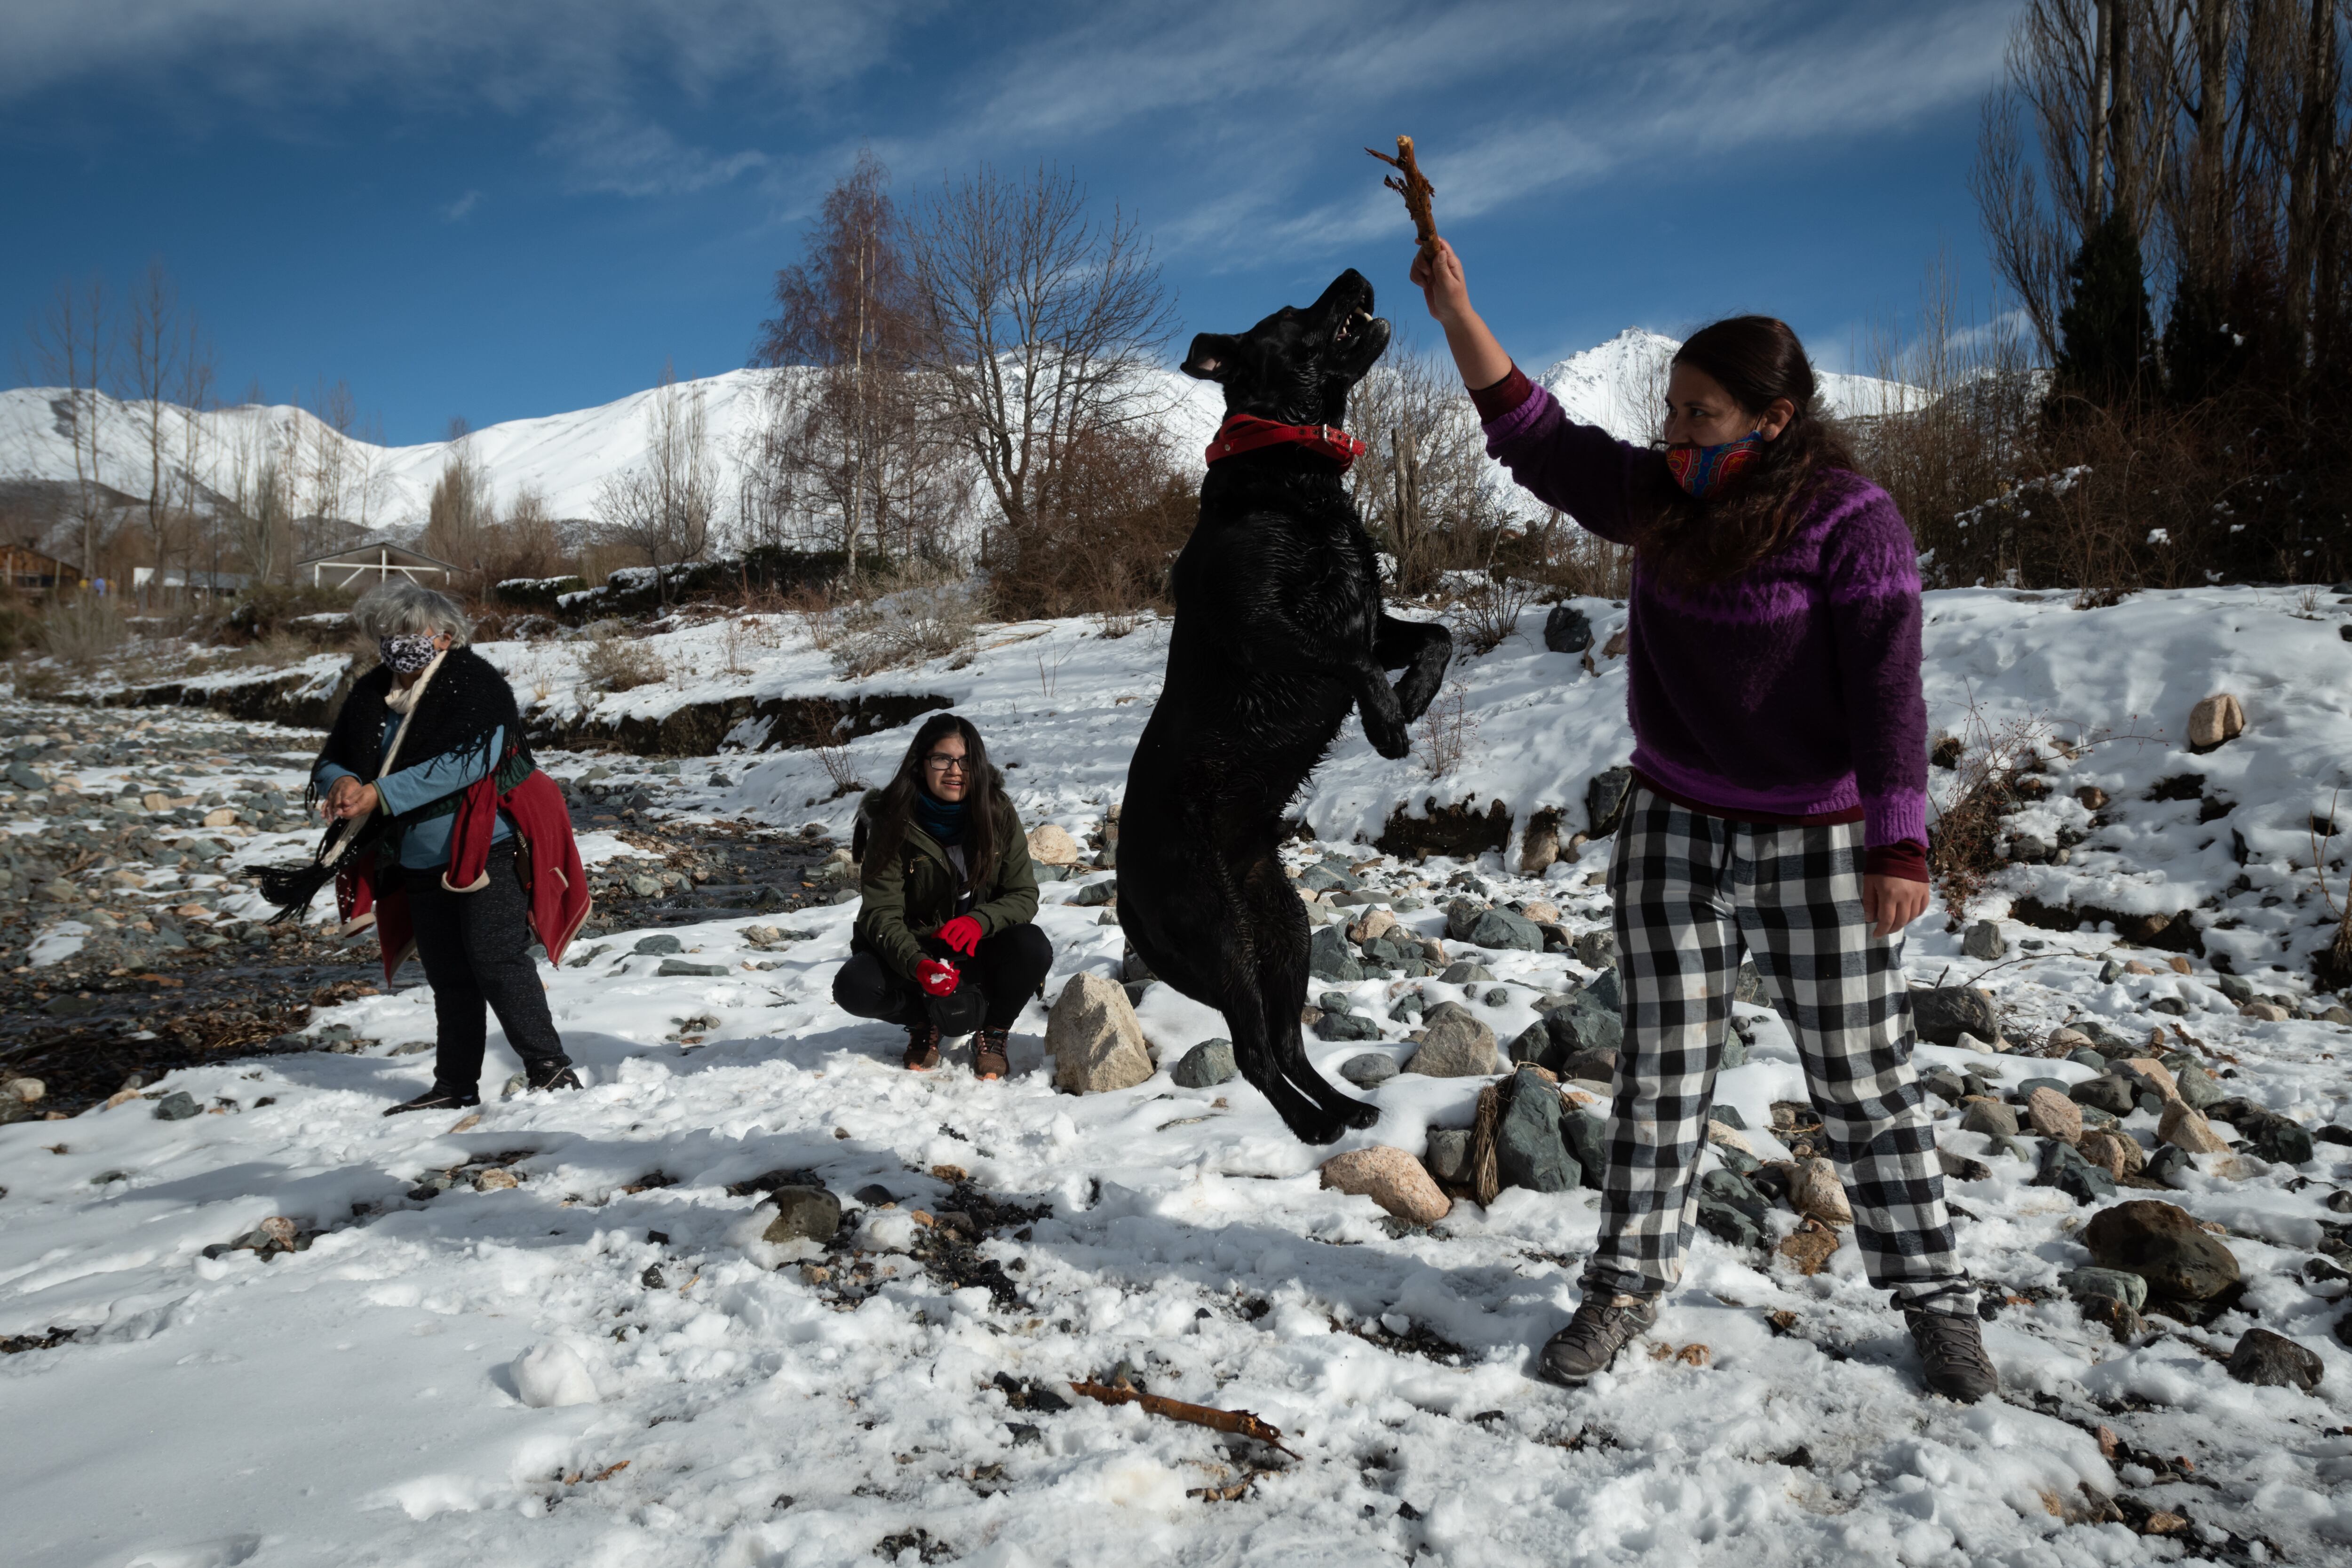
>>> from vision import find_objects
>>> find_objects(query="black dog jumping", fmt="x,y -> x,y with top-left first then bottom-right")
1117,270 -> 1453,1144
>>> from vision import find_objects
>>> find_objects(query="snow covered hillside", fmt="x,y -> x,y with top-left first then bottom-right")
3,590 -> 2347,1564
0,328 -> 1910,543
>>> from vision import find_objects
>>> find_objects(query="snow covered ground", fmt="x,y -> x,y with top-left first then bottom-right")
4,584 -> 2351,1566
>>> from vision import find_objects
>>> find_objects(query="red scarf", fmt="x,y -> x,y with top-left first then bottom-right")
1205,414 -> 1367,469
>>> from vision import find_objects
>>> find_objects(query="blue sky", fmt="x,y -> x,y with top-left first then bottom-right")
1,0 -> 2022,445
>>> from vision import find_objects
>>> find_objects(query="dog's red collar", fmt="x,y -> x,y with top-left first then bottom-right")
1205,414 -> 1367,469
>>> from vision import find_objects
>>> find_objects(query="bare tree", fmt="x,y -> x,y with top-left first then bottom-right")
596,365 -> 719,604
421,418 -> 493,582
902,163 -> 1178,584
173,321 -> 218,600
120,260 -> 188,605
224,397 -> 292,587
749,148 -> 956,566
25,273 -> 114,579
1345,343 -> 1505,593
486,483 -> 568,583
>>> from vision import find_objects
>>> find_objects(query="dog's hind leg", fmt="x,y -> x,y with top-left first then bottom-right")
1240,856 -> 1379,1137
1375,613 -> 1454,723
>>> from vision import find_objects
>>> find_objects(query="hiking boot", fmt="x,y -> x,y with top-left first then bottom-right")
1535,1293 -> 1658,1385
382,1083 -> 481,1117
525,1060 -> 583,1093
973,1027 -> 1010,1081
1907,1309 -> 1999,1401
903,1022 -> 941,1072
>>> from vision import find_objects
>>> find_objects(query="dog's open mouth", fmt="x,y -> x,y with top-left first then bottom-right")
1331,305 -> 1375,348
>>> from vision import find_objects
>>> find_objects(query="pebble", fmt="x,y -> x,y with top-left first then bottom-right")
152,1091 -> 199,1121
1962,921 -> 2006,960
1337,1052 -> 1398,1088
633,933 -> 684,955
762,1186 -> 843,1244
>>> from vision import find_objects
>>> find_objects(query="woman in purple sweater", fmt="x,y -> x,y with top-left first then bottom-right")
1410,239 -> 1995,1402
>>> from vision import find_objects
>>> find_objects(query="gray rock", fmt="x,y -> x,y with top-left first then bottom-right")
1912,985 -> 1999,1046
1962,921 -> 2007,961
1543,604 -> 1593,654
2145,1143 -> 2193,1187
1481,987 -> 1509,1007
1496,1068 -> 1578,1192
1314,1011 -> 1382,1043
1046,973 -> 1155,1094
2061,1266 -> 2149,1312
657,959 -> 731,977
1587,766 -> 1635,838
762,1186 -> 843,1244
1734,960 -> 1764,1003
1573,930 -> 1618,970
1405,1008 -> 1501,1078
42,995 -> 101,1018
2164,1062 -> 2219,1112
153,1091 -> 199,1121
1171,1039 -> 1237,1089
1297,864 -> 1352,892
1387,992 -> 1425,1023
2216,973 -> 2254,1005
2009,834 -> 2054,864
2070,1074 -> 2137,1116
1423,1128 -> 1473,1186
2225,1328 -> 2324,1393
1508,1023 -> 1551,1067
1443,899 -> 1489,943
1070,878 -> 1117,907
1468,908 -> 1542,952
1338,1052 -> 1398,1088
2067,1048 -> 2109,1071
1438,961 -> 1494,985
2098,959 -> 2125,984
1695,1167 -> 1769,1247
2084,1199 -> 2241,1300
1317,991 -> 1353,1013
1584,967 -> 1623,1015
1308,925 -> 1364,983
2033,1138 -> 2117,1203
634,933 -> 684,955
1959,1099 -> 2020,1138
1708,1105 -> 1747,1131
1721,1018 -> 1754,1069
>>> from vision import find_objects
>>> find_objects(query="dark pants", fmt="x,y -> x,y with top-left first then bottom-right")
405,843 -> 569,1089
833,923 -> 1054,1035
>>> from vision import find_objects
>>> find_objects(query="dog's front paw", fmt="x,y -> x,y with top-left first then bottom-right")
1365,715 -> 1412,759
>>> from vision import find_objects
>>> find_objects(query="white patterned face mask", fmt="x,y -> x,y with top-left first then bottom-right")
379,633 -> 438,674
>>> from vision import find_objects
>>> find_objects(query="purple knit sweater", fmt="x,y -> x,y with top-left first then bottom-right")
1481,373 -> 1928,853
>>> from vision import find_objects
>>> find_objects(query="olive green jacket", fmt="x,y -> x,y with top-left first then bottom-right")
851,787 -> 1039,983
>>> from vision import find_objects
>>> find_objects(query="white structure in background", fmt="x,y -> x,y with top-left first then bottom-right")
296,539 -> 458,589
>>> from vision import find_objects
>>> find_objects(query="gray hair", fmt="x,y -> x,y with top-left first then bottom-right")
353,581 -> 472,645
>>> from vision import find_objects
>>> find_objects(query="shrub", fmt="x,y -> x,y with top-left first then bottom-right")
829,570 -> 980,678
578,625 -> 668,692
36,591 -> 129,668
226,583 -> 358,642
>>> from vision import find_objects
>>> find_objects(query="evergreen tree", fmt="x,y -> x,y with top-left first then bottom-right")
2052,212 -> 2154,408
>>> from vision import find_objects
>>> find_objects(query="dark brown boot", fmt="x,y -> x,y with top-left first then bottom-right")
902,1021 -> 941,1072
973,1027 -> 1010,1081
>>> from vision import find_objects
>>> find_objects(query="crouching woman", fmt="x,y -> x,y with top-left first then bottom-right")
833,715 -> 1051,1078
260,581 -> 590,1114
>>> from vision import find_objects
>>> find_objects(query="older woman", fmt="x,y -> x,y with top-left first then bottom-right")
834,714 -> 1050,1077
262,582 -> 588,1114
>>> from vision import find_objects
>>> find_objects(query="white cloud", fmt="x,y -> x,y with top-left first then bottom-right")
541,116 -> 768,198
441,189 -> 483,222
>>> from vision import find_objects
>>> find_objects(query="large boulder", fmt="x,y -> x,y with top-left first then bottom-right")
1560,1106 -> 1607,1187
1496,1068 -> 1578,1193
1026,823 -> 1082,866
1911,985 -> 1999,1046
1047,973 -> 1155,1094
2083,1200 -> 2241,1301
1321,1146 -> 1451,1224
1404,1006 -> 1500,1078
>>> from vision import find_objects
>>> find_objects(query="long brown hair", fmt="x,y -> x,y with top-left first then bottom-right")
1641,315 -> 1859,585
862,713 -> 1000,894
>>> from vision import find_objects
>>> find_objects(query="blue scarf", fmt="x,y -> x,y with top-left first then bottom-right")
912,788 -> 968,846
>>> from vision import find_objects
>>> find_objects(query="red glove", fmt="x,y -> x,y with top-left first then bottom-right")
937,916 -> 984,956
917,958 -> 961,997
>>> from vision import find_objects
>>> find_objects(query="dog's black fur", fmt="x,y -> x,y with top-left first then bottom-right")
1117,271 -> 1453,1144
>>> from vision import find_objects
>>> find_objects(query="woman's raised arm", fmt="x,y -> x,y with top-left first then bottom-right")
1408,239 -> 1513,392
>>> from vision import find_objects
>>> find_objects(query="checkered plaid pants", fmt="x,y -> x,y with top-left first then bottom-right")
1581,788 -> 1974,1316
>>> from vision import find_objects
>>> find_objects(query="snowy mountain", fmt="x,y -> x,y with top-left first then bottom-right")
0,333 -> 1911,545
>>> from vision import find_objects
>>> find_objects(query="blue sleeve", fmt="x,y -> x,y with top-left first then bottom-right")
373,725 -> 503,817
314,759 -> 357,791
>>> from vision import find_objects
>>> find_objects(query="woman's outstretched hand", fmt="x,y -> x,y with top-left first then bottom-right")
321,775 -> 378,821
1408,238 -> 1512,392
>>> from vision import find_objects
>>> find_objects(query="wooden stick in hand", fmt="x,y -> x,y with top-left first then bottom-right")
1366,135 -> 1438,262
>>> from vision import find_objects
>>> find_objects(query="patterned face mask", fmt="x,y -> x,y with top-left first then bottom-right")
378,633 -> 439,674
1665,431 -> 1765,499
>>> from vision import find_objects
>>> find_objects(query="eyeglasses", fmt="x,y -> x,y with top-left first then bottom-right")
923,753 -> 969,773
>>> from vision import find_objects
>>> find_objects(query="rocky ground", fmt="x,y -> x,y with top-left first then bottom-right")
2,692 -> 2351,1565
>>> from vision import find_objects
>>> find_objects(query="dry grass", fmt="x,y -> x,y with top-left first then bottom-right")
578,625 -> 669,692
829,568 -> 979,678
1448,570 -> 1536,658
35,593 -> 130,669
1415,680 -> 1478,779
